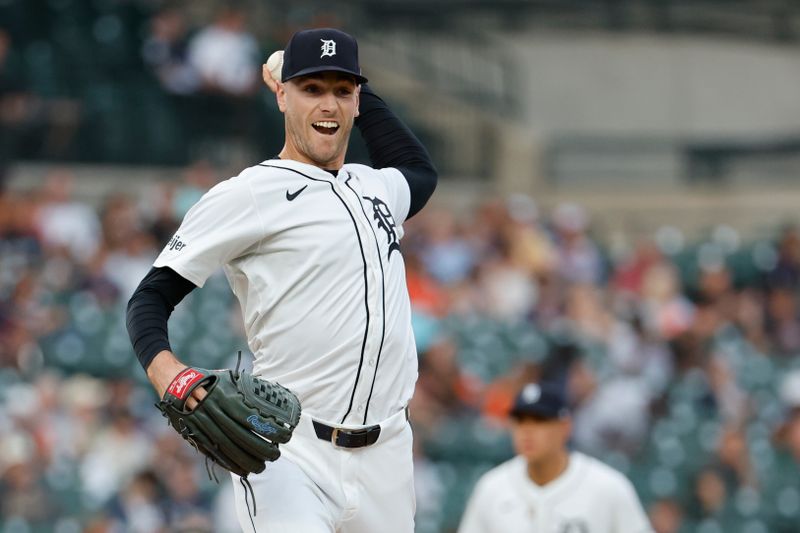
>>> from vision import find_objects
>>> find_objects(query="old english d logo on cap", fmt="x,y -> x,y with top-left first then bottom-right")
320,39 -> 337,57
281,28 -> 367,84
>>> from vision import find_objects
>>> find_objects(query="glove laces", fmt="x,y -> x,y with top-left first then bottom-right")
233,350 -> 242,381
240,475 -> 258,529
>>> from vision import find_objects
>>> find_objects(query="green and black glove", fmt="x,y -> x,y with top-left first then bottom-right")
157,363 -> 301,477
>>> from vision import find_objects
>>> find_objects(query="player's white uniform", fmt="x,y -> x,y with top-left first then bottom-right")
458,452 -> 653,533
154,159 -> 417,532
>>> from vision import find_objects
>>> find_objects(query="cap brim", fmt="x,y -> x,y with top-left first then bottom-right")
284,66 -> 368,84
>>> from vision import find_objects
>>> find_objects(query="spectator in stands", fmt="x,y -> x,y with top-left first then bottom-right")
688,466 -> 730,524
142,7 -> 200,96
184,4 -> 261,158
503,194 -> 558,280
696,265 -> 736,322
551,202 -> 604,284
0,448 -> 57,528
715,426 -> 758,491
734,288 -> 768,353
768,224 -> 800,289
96,194 -> 158,298
187,5 -> 259,97
571,366 -> 653,456
141,7 -> 201,161
80,408 -> 153,506
765,286 -> 800,357
476,240 -> 538,319
705,350 -> 749,426
34,169 -> 101,263
0,384 -> 60,525
565,286 -> 662,455
162,456 -> 214,530
106,470 -> 166,533
412,337 -> 480,440
419,209 -> 477,287
58,375 -> 109,462
612,239 -> 664,298
640,262 -> 695,341
648,498 -> 685,533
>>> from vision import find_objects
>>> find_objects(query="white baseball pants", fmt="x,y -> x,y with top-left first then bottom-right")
231,408 -> 415,532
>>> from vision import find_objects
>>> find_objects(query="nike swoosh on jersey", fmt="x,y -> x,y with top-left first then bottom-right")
286,185 -> 308,201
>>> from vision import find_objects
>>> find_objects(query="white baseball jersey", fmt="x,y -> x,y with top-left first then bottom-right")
154,158 -> 417,426
458,452 -> 653,533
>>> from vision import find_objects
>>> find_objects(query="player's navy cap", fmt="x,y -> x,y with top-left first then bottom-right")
510,382 -> 570,420
281,28 -> 368,84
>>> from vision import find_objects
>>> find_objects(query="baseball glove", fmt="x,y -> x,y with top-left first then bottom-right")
157,360 -> 301,478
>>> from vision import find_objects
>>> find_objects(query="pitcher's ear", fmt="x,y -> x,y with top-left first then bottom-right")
277,83 -> 287,113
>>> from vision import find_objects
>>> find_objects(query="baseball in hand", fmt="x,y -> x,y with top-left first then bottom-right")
266,51 -> 284,82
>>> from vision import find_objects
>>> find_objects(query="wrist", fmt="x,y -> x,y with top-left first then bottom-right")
146,350 -> 187,397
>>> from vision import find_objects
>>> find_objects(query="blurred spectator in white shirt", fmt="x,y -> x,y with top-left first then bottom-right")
34,170 -> 101,263
80,408 -> 153,506
551,203 -> 604,284
187,5 -> 259,96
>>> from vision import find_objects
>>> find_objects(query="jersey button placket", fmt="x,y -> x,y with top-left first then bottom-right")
337,177 -> 381,416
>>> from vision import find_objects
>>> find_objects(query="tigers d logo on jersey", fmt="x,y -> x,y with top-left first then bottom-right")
363,196 -> 400,260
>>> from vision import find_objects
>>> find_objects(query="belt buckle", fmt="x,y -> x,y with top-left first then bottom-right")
330,427 -> 342,446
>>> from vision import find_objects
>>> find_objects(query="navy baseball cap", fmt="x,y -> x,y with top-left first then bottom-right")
281,28 -> 368,84
510,382 -> 570,420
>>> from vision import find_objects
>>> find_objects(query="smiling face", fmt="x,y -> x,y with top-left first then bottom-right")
277,71 -> 360,170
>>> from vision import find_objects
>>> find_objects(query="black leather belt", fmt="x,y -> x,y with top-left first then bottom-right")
312,408 -> 409,449
313,420 -> 381,448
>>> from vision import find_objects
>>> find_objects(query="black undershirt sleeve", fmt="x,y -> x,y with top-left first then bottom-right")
355,84 -> 438,218
126,266 -> 197,370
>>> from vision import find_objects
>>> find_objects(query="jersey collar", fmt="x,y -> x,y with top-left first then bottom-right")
517,451 -> 585,497
261,158 -> 348,181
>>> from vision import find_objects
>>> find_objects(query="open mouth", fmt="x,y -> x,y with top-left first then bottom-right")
312,121 -> 339,135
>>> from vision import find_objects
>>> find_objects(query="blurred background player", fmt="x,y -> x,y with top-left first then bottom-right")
458,381 -> 653,533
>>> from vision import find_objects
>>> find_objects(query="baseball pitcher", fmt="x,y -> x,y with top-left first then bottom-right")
126,28 -> 437,532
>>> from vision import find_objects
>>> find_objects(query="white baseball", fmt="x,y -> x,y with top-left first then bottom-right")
266,50 -> 284,82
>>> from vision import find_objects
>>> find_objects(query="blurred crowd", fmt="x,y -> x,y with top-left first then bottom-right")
2,164 -> 800,533
0,1 -> 347,168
